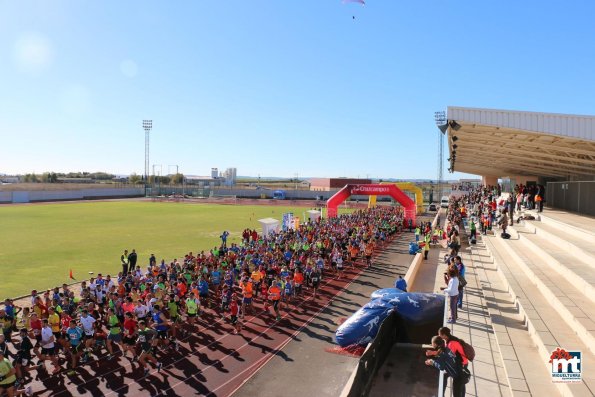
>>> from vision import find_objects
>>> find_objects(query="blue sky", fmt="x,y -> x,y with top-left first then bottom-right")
1,0 -> 594,179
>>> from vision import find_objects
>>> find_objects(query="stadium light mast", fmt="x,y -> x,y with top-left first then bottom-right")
434,111 -> 447,201
143,120 -> 153,197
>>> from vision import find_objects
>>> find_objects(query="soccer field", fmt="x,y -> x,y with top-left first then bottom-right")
0,200 -> 345,298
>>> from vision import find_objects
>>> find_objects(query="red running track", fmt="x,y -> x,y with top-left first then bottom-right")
29,242 -> 393,397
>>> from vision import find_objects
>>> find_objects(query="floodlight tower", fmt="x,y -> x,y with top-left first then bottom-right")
434,111 -> 447,201
143,120 -> 153,196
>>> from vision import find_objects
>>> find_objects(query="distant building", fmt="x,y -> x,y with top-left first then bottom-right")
112,175 -> 129,182
185,175 -> 222,187
0,176 -> 19,184
211,168 -> 219,179
309,178 -> 372,191
223,167 -> 237,185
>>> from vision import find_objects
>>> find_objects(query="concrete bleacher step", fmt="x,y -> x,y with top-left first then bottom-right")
473,238 -> 557,396
532,210 -> 595,237
510,222 -> 595,305
520,214 -> 595,266
500,225 -> 595,355
483,233 -> 595,397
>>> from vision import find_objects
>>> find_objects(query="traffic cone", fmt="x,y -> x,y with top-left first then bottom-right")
69,269 -> 75,280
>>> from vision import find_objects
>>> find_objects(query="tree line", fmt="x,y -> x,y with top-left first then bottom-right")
20,172 -> 184,184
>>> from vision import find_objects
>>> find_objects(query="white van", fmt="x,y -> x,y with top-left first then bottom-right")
440,196 -> 449,208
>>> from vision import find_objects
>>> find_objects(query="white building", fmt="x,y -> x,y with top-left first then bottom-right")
223,167 -> 237,185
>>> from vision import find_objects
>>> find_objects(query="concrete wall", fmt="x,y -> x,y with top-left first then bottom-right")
0,188 -> 144,203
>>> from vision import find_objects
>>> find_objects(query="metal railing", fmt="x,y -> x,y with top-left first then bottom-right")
342,311 -> 398,397
437,292 -> 449,397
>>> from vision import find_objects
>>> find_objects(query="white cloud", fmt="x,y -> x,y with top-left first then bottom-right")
120,59 -> 138,78
13,32 -> 53,74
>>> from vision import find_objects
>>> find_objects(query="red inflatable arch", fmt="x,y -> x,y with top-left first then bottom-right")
327,184 -> 416,226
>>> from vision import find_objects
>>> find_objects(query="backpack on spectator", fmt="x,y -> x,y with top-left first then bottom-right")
459,339 -> 475,362
458,275 -> 468,288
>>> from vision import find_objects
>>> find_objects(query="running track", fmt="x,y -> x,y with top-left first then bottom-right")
29,239 -> 397,397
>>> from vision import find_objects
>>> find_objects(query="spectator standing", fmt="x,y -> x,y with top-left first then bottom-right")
469,220 -> 476,240
499,208 -> 509,236
127,250 -> 137,274
444,268 -> 459,323
220,231 -> 230,248
455,257 -> 466,309
536,185 -> 544,212
516,192 -> 522,213
506,196 -> 514,225
423,233 -> 431,260
120,250 -> 129,275
395,276 -> 407,292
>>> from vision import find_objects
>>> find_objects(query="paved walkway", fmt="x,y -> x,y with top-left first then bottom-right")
431,223 -> 512,397
234,225 -> 426,397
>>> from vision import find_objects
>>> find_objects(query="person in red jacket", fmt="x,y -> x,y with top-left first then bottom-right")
438,327 -> 469,367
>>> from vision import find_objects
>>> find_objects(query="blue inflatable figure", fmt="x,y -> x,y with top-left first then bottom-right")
370,288 -> 406,300
335,290 -> 445,347
335,298 -> 394,347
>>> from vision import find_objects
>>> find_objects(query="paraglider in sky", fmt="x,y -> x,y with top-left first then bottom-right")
343,0 -> 365,20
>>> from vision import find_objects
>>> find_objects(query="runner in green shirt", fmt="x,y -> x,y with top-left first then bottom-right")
185,293 -> 200,332
167,294 -> 182,342
105,308 -> 122,360
0,350 -> 32,396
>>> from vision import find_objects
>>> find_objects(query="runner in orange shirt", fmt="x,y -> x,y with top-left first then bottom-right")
268,283 -> 282,321
250,267 -> 263,300
293,270 -> 304,298
348,244 -> 359,268
240,279 -> 253,318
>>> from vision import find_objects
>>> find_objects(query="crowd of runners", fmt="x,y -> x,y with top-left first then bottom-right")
0,206 -> 405,396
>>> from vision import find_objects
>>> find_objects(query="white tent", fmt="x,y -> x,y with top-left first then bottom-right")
258,217 -> 280,236
306,210 -> 321,222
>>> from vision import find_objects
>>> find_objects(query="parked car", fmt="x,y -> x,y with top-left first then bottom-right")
440,196 -> 449,208
428,203 -> 437,211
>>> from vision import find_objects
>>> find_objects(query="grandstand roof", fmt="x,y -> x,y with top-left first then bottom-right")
446,107 -> 595,178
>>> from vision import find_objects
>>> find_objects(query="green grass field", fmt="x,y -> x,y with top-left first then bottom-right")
0,201 -> 349,298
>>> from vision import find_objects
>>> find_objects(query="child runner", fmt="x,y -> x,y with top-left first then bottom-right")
229,294 -> 241,335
